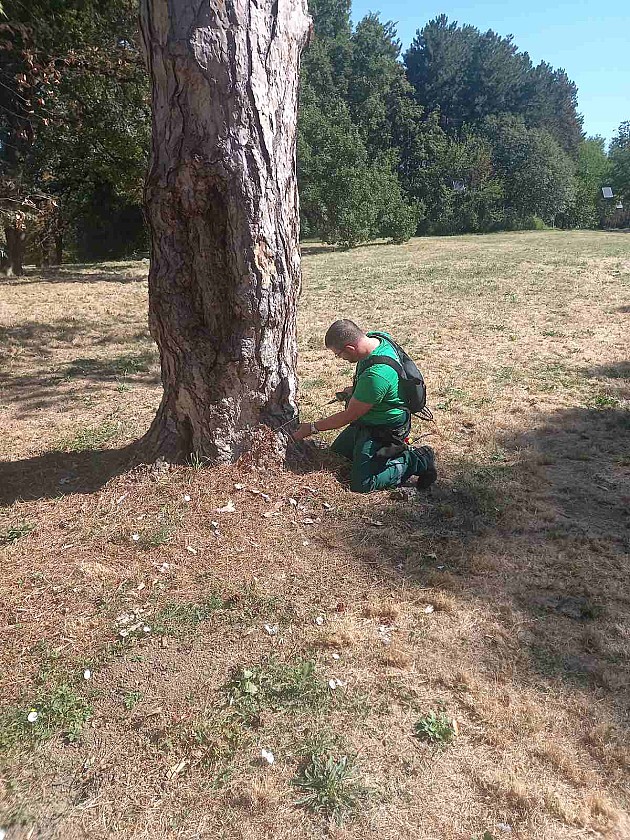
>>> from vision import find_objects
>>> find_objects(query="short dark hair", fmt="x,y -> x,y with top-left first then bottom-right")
324,319 -> 365,351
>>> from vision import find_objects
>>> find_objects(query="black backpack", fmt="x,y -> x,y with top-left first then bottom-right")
359,331 -> 432,419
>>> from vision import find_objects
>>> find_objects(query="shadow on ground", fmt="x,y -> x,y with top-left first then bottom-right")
0,443 -> 141,506
339,400 -> 629,722
0,317 -> 159,420
1,263 -> 148,286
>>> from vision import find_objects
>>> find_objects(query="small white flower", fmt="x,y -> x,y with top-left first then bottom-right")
183,494 -> 191,502
302,540 -> 310,547
143,625 -> 151,633
314,616 -> 325,626
332,653 -> 340,660
328,678 -> 345,690
423,605 -> 435,614
131,534 -> 140,541
261,748 -> 274,765
27,710 -> 39,723
83,669 -> 91,680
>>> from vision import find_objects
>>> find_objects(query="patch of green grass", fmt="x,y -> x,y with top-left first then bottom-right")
143,524 -> 174,547
413,710 -> 456,746
188,451 -> 211,470
1,522 -> 35,545
0,684 -> 92,749
64,351 -> 154,379
535,361 -> 578,391
436,386 -> 468,410
228,585 -> 294,624
122,690 -> 143,710
60,420 -> 121,452
182,714 -> 247,777
451,461 -> 513,521
292,753 -> 363,822
588,393 -> 621,409
297,728 -> 348,758
224,659 -> 328,723
302,376 -> 328,391
151,596 -> 227,636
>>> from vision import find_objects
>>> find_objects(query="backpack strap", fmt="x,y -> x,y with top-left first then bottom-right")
366,331 -> 405,358
360,354 -> 407,379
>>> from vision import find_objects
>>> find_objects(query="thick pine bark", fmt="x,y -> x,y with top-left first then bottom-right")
139,0 -> 311,463
3,225 -> 26,276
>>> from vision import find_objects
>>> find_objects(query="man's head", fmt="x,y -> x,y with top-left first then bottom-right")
325,319 -> 374,362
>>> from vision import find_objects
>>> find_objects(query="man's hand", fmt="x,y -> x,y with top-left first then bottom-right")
292,398 -> 372,441
292,422 -> 314,441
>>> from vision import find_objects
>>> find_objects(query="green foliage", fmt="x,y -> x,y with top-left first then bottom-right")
299,7 -> 423,246
404,15 -> 583,155
1,523 -> 35,545
151,597 -> 226,636
122,690 -> 143,710
609,121 -> 630,204
566,138 -> 610,228
60,420 -> 121,452
3,0 -> 615,257
298,96 -> 419,247
481,115 -> 576,224
224,659 -> 327,722
0,684 -> 92,749
292,753 -> 363,821
413,710 -> 456,745
1,0 -> 149,262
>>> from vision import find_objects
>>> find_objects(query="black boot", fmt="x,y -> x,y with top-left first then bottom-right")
413,445 -> 437,489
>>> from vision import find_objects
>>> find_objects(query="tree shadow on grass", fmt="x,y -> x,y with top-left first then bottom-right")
1,263 -> 148,286
0,443 -> 140,506
300,240 -> 392,258
337,401 -> 629,721
0,318 -> 154,360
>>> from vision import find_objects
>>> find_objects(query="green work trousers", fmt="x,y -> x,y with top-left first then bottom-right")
331,424 -> 430,494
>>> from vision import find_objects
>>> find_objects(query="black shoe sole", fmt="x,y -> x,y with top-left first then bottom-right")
416,467 -> 437,490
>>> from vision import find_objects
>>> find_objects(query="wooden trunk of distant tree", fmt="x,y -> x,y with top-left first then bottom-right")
53,233 -> 63,265
3,225 -> 26,276
139,0 -> 311,462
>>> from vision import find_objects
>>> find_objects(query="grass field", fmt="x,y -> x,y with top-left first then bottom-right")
0,230 -> 629,839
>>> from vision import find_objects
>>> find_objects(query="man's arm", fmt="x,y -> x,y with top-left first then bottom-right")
292,397 -> 372,440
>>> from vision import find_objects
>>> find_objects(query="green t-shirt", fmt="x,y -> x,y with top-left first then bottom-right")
352,333 -> 407,427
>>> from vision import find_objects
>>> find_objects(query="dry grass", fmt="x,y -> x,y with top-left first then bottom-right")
0,231 -> 629,839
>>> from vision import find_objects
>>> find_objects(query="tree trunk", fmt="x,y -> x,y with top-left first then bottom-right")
4,225 -> 26,276
139,0 -> 311,463
53,233 -> 63,265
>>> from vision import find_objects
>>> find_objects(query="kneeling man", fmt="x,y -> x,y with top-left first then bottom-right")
293,319 -> 436,494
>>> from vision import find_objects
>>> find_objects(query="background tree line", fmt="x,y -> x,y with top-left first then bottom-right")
1,0 -> 629,270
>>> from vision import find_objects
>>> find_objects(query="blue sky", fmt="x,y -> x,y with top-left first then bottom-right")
350,0 -> 629,145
